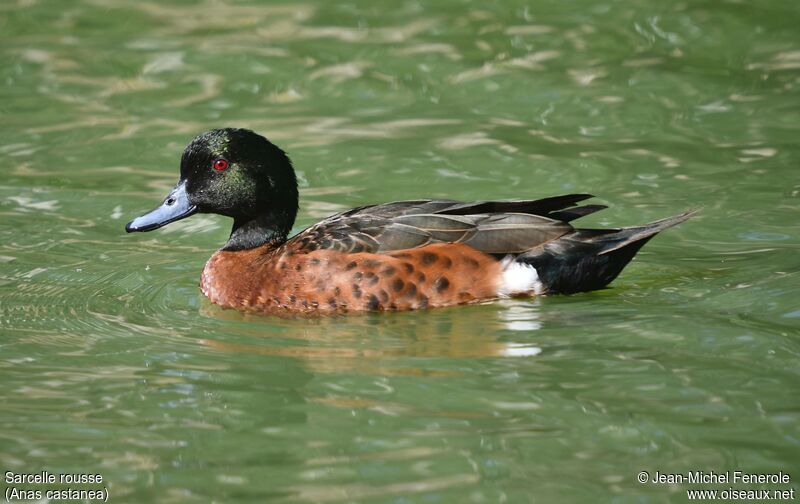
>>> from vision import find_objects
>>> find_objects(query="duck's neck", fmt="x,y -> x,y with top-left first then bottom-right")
223,210 -> 294,251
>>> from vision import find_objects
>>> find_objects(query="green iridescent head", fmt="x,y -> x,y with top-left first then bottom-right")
126,128 -> 299,248
180,128 -> 297,219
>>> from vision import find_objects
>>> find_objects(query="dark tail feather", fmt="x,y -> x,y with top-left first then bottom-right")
518,210 -> 697,294
439,193 -> 594,217
548,204 -> 608,222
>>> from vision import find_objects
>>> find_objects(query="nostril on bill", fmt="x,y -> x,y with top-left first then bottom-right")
166,197 -> 176,206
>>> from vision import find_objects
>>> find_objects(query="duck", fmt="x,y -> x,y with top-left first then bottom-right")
125,128 -> 694,314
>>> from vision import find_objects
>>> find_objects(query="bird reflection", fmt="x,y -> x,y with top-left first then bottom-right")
197,297 -> 544,376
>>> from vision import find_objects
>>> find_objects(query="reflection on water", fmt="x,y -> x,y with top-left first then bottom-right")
199,300 -> 545,376
2,0 -> 799,501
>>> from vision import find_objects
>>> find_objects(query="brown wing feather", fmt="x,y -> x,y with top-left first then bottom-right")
288,195 -> 599,255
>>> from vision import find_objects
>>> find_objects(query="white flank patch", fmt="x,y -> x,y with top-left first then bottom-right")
498,257 -> 544,297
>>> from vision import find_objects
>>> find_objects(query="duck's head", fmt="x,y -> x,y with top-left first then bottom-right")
125,128 -> 298,249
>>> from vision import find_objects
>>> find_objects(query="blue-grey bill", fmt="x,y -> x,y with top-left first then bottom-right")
125,180 -> 198,232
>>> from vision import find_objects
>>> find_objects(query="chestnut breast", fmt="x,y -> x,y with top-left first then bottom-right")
201,243 -> 502,313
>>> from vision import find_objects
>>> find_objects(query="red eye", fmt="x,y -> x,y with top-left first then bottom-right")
213,159 -> 229,171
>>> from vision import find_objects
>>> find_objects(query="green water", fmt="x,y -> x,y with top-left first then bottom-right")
1,0 -> 799,502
